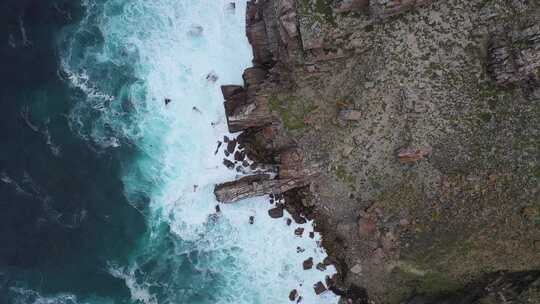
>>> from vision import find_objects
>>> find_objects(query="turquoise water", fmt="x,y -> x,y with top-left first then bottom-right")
1,1 -> 338,303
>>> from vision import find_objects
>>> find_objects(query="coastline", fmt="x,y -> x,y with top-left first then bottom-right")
215,0 -> 540,303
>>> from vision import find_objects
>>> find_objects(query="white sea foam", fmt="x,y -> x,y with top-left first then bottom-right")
63,0 -> 339,303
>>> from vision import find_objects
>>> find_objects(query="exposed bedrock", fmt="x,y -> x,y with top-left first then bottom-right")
217,0 -> 540,303
214,173 -> 309,203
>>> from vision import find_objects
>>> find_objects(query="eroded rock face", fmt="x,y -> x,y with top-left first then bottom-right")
221,84 -> 273,133
214,174 -> 309,203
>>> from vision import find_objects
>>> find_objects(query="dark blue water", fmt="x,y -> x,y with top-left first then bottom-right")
0,1 -> 145,302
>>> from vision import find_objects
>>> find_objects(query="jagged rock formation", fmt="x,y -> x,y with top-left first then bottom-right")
215,0 -> 309,203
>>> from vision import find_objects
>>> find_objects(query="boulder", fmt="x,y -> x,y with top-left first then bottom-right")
289,289 -> 298,301
223,159 -> 235,169
269,205 -> 284,218
226,139 -> 237,154
313,281 -> 327,295
303,257 -> 314,270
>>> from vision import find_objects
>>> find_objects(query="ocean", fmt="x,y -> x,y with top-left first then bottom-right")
0,1 -> 337,303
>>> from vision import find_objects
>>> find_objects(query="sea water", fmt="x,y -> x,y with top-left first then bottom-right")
1,1 -> 338,303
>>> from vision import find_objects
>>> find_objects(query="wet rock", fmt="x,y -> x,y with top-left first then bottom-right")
294,227 -> 304,236
297,246 -> 305,253
309,231 -> 315,239
226,139 -> 237,154
268,205 -> 284,218
316,262 -> 326,271
234,150 -> 245,161
249,216 -> 255,224
289,289 -> 298,301
325,274 -> 338,288
164,98 -> 172,105
313,281 -> 327,295
286,218 -> 292,225
291,213 -> 307,224
214,174 -> 308,203
303,257 -> 314,270
338,109 -> 362,121
223,159 -> 235,169
214,141 -> 222,155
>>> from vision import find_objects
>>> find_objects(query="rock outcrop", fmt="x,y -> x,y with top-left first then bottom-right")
214,0 -> 313,203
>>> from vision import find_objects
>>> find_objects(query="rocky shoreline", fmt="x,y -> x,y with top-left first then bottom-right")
215,0 -> 540,303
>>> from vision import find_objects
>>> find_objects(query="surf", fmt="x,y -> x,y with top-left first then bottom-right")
59,0 -> 338,303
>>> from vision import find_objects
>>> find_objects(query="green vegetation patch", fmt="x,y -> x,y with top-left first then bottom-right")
269,94 -> 318,132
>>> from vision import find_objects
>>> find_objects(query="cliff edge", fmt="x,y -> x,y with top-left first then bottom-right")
216,0 -> 540,303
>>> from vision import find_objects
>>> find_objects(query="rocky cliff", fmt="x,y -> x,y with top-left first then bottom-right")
215,0 -> 540,303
